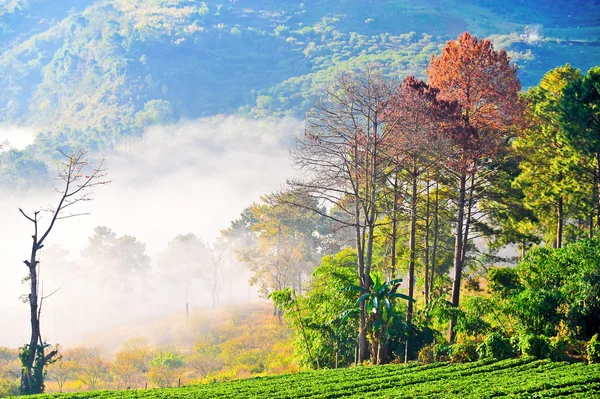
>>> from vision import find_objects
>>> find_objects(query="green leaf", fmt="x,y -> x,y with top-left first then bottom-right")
339,309 -> 359,325
355,293 -> 370,307
344,285 -> 363,292
388,278 -> 403,286
390,292 -> 416,302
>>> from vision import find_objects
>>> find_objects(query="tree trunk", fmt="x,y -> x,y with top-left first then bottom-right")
460,173 -> 475,266
405,165 -> 418,362
595,151 -> 600,236
424,174 -> 431,307
390,173 -> 399,278
556,196 -> 564,249
430,182 -> 439,298
449,171 -> 467,344
355,219 -> 368,362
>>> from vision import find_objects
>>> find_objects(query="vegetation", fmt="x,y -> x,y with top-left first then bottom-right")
2,1 -> 600,397
12,358 -> 600,398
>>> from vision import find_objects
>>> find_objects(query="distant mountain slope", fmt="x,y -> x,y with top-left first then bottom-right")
0,0 -> 598,141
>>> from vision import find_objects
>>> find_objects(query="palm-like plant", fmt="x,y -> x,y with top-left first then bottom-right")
341,272 -> 414,364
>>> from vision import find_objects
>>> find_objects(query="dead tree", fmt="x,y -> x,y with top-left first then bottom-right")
289,68 -> 396,362
19,148 -> 109,394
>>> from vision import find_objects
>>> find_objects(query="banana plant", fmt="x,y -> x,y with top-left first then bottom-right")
340,272 -> 415,363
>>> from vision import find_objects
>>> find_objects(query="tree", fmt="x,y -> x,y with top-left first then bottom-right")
111,338 -> 153,388
289,67 -> 395,361
47,347 -> 79,392
237,194 -> 324,316
514,65 -> 590,248
270,249 -> 358,369
383,76 -> 453,360
81,226 -> 151,293
186,338 -> 223,378
18,148 -> 109,394
427,32 -> 522,342
560,66 -> 600,233
157,233 -> 210,308
75,348 -> 109,391
148,352 -> 184,388
206,241 -> 229,308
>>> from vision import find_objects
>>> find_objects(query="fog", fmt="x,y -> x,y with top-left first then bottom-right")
0,115 -> 302,349
0,125 -> 39,151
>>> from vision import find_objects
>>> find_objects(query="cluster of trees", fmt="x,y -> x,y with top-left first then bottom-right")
256,33 -> 600,367
0,305 -> 298,396
7,27 -> 600,395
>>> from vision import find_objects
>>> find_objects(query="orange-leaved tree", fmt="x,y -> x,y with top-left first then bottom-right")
427,32 -> 522,343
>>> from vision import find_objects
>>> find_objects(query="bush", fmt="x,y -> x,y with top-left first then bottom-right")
449,342 -> 478,363
417,344 -> 435,364
477,333 -> 515,360
487,267 -> 520,294
433,344 -> 451,362
549,336 -> 570,361
520,335 -> 551,359
587,334 -> 600,364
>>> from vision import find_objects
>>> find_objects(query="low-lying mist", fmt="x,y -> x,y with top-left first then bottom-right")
0,115 -> 302,349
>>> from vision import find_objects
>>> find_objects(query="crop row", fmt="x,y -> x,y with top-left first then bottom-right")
21,358 -> 600,399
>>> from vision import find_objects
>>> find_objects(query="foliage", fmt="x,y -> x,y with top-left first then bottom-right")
587,334 -> 600,364
477,333 -> 516,360
417,344 -> 435,364
271,249 -> 358,369
487,267 -> 520,295
449,342 -> 478,363
147,351 -> 184,388
514,237 -> 600,338
519,335 -> 551,359
18,343 -> 58,395
344,271 -> 415,364
18,358 -> 600,399
513,64 -> 591,248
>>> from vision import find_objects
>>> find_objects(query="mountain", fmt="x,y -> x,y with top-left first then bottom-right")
0,0 -> 599,184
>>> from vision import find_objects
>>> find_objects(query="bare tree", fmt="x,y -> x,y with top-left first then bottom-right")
289,67 -> 396,362
206,241 -> 228,308
18,148 -> 109,394
384,76 -> 454,361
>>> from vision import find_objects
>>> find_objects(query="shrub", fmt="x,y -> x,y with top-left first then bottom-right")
449,342 -> 478,363
520,335 -> 551,359
417,344 -> 435,364
433,344 -> 451,362
587,334 -> 600,364
487,267 -> 520,294
477,333 -> 515,360
549,336 -> 570,361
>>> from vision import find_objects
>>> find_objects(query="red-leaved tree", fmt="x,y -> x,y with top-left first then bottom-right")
427,32 -> 522,342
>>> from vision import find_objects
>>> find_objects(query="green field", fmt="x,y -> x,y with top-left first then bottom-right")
22,358 -> 600,399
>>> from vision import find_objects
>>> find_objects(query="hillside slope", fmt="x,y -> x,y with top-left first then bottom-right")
21,358 -> 600,399
0,0 -> 599,131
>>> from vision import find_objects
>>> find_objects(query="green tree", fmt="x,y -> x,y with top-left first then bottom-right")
270,249 -> 358,369
560,66 -> 600,234
148,352 -> 185,388
514,65 -> 591,248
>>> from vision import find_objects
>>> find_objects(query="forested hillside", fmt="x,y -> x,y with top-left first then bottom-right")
1,0 -> 599,131
0,1 -> 598,186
